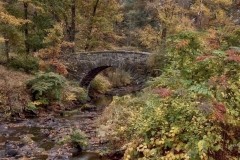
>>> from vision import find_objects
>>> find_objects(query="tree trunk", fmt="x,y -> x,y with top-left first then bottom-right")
70,0 -> 76,53
24,2 -> 30,54
85,0 -> 100,51
4,34 -> 9,62
33,8 -> 38,52
161,27 -> 167,41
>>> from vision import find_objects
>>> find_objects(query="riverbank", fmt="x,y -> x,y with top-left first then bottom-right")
0,65 -> 124,159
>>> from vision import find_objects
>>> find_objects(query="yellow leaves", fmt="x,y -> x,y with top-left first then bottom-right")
155,139 -> 165,146
0,1 -> 29,26
136,143 -> 156,157
0,37 -> 5,43
65,93 -> 77,101
123,141 -> 139,160
190,0 -> 233,28
115,13 -> 123,23
43,24 -> 63,44
137,143 -> 147,152
170,126 -> 180,137
165,151 -> 188,160
0,2 -> 5,12
140,25 -> 160,49
157,0 -> 182,23
175,142 -> 184,152
0,12 -> 29,26
197,140 -> 208,159
175,16 -> 196,32
125,154 -> 131,160
18,0 -> 32,3
119,126 -> 126,132
211,0 -> 232,6
32,101 -> 42,106
143,148 -> 155,157
198,140 -> 205,151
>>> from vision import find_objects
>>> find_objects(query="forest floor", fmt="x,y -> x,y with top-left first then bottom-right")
0,65 -> 32,121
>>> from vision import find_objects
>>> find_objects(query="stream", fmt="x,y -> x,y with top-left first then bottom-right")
0,96 -> 114,160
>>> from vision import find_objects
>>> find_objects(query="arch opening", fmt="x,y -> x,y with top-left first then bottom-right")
80,66 -> 110,88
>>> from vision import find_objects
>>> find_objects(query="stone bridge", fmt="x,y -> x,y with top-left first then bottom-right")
60,50 -> 151,89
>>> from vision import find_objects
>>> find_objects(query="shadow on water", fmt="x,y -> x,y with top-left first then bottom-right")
71,152 -> 106,160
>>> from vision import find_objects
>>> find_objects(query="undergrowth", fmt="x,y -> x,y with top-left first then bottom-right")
97,30 -> 240,159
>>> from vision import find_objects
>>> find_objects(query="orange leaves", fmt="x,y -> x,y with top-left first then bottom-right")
40,59 -> 68,76
195,55 -> 217,61
152,88 -> 172,98
175,40 -> 190,49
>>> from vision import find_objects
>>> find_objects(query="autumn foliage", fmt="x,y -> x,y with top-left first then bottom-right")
152,88 -> 172,98
99,29 -> 240,159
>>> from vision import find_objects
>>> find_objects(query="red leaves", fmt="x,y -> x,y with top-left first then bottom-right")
195,48 -> 240,63
214,103 -> 226,113
152,88 -> 172,98
209,38 -> 220,49
195,55 -> 216,62
208,75 -> 229,88
226,54 -> 240,62
213,102 -> 227,122
214,110 -> 226,122
225,49 -> 240,63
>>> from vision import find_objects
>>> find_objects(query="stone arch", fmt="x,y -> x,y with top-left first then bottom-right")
79,57 -> 149,89
59,50 -> 151,91
80,66 -> 110,87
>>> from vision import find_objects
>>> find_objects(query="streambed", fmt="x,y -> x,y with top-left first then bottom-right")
0,96 -> 115,160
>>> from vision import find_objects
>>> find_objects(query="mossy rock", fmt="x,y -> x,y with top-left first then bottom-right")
81,104 -> 96,111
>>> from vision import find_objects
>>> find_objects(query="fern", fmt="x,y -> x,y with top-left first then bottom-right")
26,72 -> 66,103
152,88 -> 173,98
195,55 -> 216,62
188,84 -> 212,95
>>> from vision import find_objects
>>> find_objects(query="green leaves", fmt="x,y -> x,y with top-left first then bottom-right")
212,50 -> 227,58
188,84 -> 212,95
26,72 -> 66,103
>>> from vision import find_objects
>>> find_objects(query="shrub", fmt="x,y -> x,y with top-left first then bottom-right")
90,75 -> 111,94
102,68 -> 132,87
26,72 -> 66,104
7,55 -> 39,73
58,129 -> 88,148
63,81 -> 89,104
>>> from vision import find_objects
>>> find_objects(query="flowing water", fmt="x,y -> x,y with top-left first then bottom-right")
0,96 -> 113,160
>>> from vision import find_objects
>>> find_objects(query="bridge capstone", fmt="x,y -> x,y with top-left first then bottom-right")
60,50 -> 151,89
